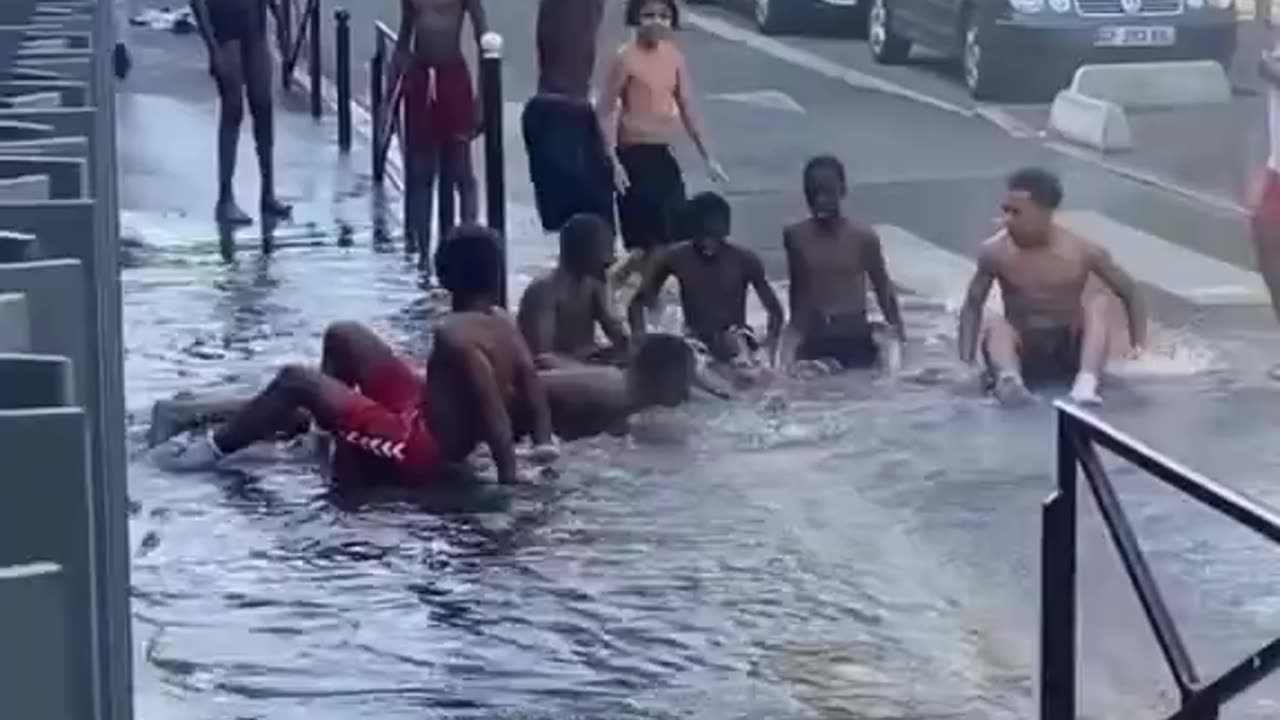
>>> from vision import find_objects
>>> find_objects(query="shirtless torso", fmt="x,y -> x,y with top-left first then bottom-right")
425,309 -> 550,481
404,0 -> 471,62
536,0 -> 605,97
614,40 -> 684,145
518,270 -> 625,367
980,229 -> 1093,333
636,242 -> 760,346
784,217 -> 903,337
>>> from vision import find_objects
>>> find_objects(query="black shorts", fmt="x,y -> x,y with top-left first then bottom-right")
1019,326 -> 1081,388
796,324 -> 878,369
616,143 -> 686,252
207,0 -> 266,44
522,94 -> 615,233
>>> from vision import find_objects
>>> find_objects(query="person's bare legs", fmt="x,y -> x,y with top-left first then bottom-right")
446,140 -> 479,224
211,365 -> 353,456
243,37 -> 290,218
213,40 -> 251,225
405,142 -> 439,274
1070,294 -> 1110,404
319,321 -> 405,388
980,313 -> 1032,406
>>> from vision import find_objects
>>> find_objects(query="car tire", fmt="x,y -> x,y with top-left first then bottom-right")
755,0 -> 798,35
867,0 -> 910,64
961,10 -> 1007,100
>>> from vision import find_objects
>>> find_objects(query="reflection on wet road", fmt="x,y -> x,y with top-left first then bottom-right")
124,218 -> 1280,719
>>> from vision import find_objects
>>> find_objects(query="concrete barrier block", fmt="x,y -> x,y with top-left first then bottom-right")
0,259 -> 88,403
1049,89 -> 1133,152
0,173 -> 50,200
0,292 -> 29,352
17,56 -> 92,83
0,562 -> 73,720
0,198 -> 93,251
0,352 -> 74,408
3,90 -> 62,109
1070,60 -> 1231,109
0,79 -> 87,108
0,408 -> 96,720
0,228 -> 38,260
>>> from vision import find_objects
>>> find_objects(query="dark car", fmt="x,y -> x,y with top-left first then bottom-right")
865,0 -> 1237,99
690,0 -> 867,36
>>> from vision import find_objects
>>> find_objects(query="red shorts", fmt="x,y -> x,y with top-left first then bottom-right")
404,58 -> 476,143
331,357 -> 440,484
1255,168 -> 1280,225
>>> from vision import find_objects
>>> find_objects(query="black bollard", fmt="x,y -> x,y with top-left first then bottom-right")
308,0 -> 322,118
480,32 -> 506,307
335,9 -> 352,152
370,42 -> 385,183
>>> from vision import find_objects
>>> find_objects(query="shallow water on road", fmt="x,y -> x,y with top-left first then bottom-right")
123,213 -> 1280,720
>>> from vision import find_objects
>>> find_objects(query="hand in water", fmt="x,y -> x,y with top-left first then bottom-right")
706,158 -> 729,185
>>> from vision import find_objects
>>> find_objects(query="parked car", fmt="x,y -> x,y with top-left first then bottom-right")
689,0 -> 868,37
865,0 -> 1237,99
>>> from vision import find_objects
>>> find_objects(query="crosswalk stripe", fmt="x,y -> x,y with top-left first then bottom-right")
873,224 -> 1002,313
1056,210 -> 1270,306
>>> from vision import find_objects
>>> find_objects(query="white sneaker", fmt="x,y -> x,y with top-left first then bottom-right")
151,433 -> 224,472
1069,373 -> 1102,406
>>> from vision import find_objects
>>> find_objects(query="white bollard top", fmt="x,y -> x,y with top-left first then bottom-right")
480,31 -> 503,58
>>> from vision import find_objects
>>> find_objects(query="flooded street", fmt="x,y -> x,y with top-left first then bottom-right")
120,205 -> 1280,719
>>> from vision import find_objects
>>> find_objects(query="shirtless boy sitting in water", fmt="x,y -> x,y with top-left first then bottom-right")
517,213 -> 629,370
627,191 -> 785,390
782,155 -> 905,373
957,167 -> 1147,407
151,226 -> 557,486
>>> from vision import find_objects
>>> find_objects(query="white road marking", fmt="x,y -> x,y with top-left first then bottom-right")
708,89 -> 806,114
874,224 -> 1000,313
682,9 -> 975,119
1057,210 -> 1270,305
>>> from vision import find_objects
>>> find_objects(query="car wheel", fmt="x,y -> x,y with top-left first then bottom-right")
962,11 -> 1006,100
755,0 -> 796,35
868,0 -> 910,64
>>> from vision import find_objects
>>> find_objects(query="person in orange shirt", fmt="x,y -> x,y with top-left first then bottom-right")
597,0 -> 727,284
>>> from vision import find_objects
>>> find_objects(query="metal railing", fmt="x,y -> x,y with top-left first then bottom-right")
0,0 -> 132,719
1042,401 -> 1280,719
269,0 -> 321,117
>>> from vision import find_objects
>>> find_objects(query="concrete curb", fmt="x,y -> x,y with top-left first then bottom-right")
1047,60 -> 1230,153
1048,89 -> 1132,152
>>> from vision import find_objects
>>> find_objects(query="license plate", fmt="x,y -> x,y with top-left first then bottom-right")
1095,25 -> 1176,47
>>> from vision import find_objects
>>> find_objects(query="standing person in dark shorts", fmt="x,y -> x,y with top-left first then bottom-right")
190,0 -> 292,225
523,0 -> 615,234
598,0 -> 727,285
394,0 -> 488,275
151,226 -> 559,486
782,156 -> 905,374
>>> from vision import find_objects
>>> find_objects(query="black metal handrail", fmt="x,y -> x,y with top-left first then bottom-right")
1042,401 -> 1280,719
268,0 -> 321,117
369,21 -> 403,187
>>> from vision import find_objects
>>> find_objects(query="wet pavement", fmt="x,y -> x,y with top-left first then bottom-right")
120,1 -> 1280,719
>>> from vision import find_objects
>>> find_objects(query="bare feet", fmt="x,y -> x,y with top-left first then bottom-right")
993,373 -> 1033,408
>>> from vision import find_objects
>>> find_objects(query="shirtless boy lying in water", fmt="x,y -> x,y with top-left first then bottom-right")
151,226 -> 559,486
782,155 -> 905,374
517,213 -> 629,370
957,167 -> 1147,407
